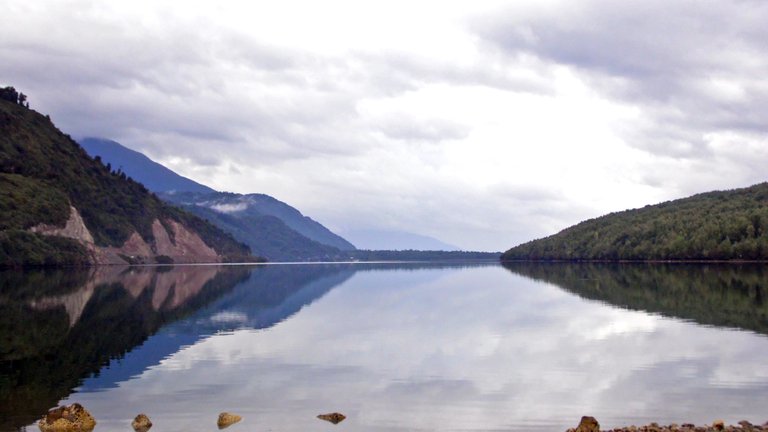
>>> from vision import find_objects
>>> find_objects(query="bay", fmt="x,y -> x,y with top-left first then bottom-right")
2,262 -> 768,431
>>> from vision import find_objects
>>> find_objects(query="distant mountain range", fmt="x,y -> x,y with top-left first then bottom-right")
80,137 -> 355,261
0,92 -> 253,266
162,191 -> 355,251
79,138 -> 215,194
342,229 -> 459,251
502,183 -> 768,261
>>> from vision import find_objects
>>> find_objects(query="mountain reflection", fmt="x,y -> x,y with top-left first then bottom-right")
0,265 -> 251,430
1,263 -> 466,430
503,262 -> 768,335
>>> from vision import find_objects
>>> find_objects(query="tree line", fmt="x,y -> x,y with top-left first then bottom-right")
0,86 -> 29,108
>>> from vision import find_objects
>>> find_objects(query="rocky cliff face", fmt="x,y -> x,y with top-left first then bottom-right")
30,206 -> 224,265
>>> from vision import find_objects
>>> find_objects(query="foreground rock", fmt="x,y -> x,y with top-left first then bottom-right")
566,417 -> 768,431
217,412 -> 242,429
574,416 -> 600,432
131,413 -> 152,431
38,403 -> 96,432
317,412 -> 347,424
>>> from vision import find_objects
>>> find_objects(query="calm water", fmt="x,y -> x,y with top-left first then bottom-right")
2,263 -> 768,431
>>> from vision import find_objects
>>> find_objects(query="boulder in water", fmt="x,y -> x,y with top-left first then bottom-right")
217,412 -> 242,429
131,413 -> 152,431
38,403 -> 96,432
317,412 -> 346,424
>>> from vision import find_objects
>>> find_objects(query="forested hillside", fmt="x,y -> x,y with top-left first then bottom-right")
0,88 -> 253,265
502,183 -> 768,261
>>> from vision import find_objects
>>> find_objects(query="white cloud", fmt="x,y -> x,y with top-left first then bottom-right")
2,0 -> 767,250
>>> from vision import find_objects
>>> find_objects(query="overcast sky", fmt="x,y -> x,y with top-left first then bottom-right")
2,0 -> 767,251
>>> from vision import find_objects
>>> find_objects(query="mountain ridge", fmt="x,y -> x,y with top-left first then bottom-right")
79,138 -> 215,194
80,138 -> 356,260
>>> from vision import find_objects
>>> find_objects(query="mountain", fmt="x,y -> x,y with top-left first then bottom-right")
80,138 -> 356,260
79,138 -> 215,194
342,229 -> 459,251
0,90 -> 254,266
162,191 -> 356,251
169,202 -> 349,261
502,183 -> 768,261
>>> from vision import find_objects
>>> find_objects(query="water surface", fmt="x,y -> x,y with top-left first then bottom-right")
2,263 -> 768,431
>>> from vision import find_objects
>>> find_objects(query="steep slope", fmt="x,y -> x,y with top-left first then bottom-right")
177,204 -> 349,261
80,138 -> 357,258
163,191 -> 356,251
79,137 -> 215,194
0,94 -> 254,266
502,183 -> 768,261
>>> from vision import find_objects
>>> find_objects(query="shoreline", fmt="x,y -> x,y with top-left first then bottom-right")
568,416 -> 767,432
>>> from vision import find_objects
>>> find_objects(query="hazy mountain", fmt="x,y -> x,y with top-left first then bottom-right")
0,91 -> 252,266
79,138 -> 215,194
164,191 -> 356,251
502,182 -> 768,261
343,229 -> 459,251
170,202 -> 350,261
80,138 -> 356,259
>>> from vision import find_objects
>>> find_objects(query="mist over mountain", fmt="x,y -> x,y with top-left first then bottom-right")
343,229 -> 460,251
163,191 -> 356,251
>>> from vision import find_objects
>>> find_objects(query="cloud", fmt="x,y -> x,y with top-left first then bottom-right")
474,0 -> 768,183
2,0 -> 767,250
70,266 -> 768,430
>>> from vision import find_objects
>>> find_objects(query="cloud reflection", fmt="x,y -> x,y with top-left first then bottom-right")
67,265 -> 768,431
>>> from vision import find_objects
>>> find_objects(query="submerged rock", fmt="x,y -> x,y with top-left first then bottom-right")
317,412 -> 346,425
38,403 -> 96,432
217,412 -> 242,429
131,413 -> 152,431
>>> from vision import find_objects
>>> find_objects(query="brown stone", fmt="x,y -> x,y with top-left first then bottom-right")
738,420 -> 754,430
575,416 -> 600,432
217,412 -> 242,429
38,403 -> 96,432
217,412 -> 241,429
317,412 -> 347,425
131,413 -> 152,432
713,419 -> 725,430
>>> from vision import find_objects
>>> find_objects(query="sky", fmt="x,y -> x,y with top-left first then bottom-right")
2,0 -> 768,251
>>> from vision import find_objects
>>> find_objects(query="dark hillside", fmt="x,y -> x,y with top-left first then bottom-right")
503,183 -> 768,261
0,92 -> 251,264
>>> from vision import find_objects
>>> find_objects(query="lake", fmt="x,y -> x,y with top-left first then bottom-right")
2,262 -> 768,431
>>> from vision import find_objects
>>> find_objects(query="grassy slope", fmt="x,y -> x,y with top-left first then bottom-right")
0,99 -> 251,264
503,183 -> 768,261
